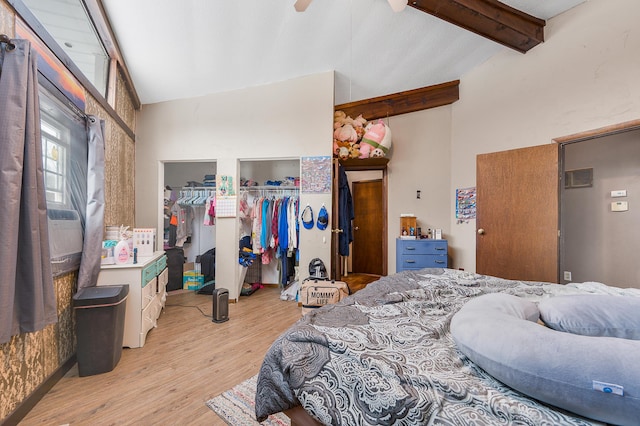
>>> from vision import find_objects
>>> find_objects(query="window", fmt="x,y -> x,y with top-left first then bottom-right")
22,0 -> 110,97
39,81 -> 88,276
41,118 -> 68,206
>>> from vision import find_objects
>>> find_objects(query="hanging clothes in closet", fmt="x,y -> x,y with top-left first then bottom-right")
245,188 -> 299,286
203,191 -> 216,226
170,187 -> 216,247
169,202 -> 194,247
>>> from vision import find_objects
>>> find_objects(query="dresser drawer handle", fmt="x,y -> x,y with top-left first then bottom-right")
405,247 -> 416,250
435,260 -> 446,264
435,247 -> 446,251
405,260 -> 416,264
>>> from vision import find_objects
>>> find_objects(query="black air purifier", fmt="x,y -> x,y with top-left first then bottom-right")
212,288 -> 229,323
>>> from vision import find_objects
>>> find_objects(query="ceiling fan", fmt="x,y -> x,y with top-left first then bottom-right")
294,0 -> 408,12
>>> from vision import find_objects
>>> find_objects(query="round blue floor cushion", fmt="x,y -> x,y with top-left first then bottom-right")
450,293 -> 640,426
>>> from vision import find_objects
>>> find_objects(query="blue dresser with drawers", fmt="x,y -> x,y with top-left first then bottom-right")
396,238 -> 448,272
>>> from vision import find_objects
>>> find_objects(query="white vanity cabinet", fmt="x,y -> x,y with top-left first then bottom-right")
97,251 -> 168,348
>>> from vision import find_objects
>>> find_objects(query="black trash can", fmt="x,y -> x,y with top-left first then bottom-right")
73,284 -> 129,377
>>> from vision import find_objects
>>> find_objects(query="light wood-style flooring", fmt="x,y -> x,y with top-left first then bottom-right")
19,274 -> 379,425
20,286 -> 302,425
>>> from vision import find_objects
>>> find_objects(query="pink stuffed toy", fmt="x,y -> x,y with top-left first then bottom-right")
371,122 -> 392,157
359,141 -> 372,158
333,110 -> 370,159
360,120 -> 389,158
334,123 -> 358,143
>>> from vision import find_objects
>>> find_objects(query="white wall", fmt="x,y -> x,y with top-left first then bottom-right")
449,0 -> 640,272
135,72 -> 334,300
386,106 -> 452,273
239,159 -> 299,184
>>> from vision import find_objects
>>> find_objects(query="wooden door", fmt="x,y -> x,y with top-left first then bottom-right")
331,158 -> 388,279
352,180 -> 384,275
476,144 -> 559,283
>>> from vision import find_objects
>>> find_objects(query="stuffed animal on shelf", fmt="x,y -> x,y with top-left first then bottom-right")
333,139 -> 351,157
333,123 -> 358,144
359,137 -> 373,158
348,143 -> 361,159
352,114 -> 367,139
360,119 -> 392,158
333,110 -> 369,159
334,110 -> 348,129
371,122 -> 392,157
337,145 -> 350,160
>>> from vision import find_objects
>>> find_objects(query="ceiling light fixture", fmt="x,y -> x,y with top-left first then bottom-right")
294,0 -> 408,13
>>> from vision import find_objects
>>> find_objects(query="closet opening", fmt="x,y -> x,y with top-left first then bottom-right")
163,161 -> 217,292
239,158 -> 300,297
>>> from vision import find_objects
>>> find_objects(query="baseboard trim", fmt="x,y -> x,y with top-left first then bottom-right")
2,355 -> 76,426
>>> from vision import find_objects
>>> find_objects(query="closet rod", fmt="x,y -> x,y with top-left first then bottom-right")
240,186 -> 299,191
240,187 -> 299,197
181,186 -> 216,190
0,34 -> 16,51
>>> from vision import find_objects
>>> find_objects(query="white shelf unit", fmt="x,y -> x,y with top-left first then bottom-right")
97,251 -> 168,348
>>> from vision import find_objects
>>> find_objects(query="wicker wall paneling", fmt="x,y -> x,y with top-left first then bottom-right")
0,272 -> 77,420
116,67 -> 136,130
0,2 -> 12,35
104,119 -> 136,228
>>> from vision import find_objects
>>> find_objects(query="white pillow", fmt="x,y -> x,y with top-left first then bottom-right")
538,294 -> 640,340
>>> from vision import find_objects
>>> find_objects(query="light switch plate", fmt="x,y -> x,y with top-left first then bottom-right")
611,201 -> 629,212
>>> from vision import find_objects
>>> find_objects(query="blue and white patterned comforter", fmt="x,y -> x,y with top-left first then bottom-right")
255,268 -> 635,425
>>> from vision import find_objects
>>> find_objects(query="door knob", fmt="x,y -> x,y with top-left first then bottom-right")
354,226 -> 360,231
477,228 -> 485,235
332,228 -> 343,234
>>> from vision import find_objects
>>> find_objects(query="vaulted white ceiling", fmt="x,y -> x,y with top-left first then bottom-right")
100,0 -> 585,106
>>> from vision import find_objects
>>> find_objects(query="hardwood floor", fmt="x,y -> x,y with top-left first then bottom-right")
341,273 -> 380,294
19,286 -> 303,425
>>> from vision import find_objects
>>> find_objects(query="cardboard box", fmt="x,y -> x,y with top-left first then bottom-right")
133,228 -> 156,257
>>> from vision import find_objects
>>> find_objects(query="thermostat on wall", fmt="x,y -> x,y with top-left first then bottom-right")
611,201 -> 629,212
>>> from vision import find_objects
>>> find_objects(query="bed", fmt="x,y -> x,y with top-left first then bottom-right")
255,268 -> 640,425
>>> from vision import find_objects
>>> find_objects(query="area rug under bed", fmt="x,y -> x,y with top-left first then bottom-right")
206,374 -> 290,426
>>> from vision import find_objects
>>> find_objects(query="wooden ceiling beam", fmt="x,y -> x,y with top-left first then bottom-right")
335,80 -> 459,121
410,0 -> 545,53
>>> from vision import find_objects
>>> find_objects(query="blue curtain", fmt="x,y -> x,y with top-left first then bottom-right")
77,116 -> 105,290
0,37 -> 57,343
